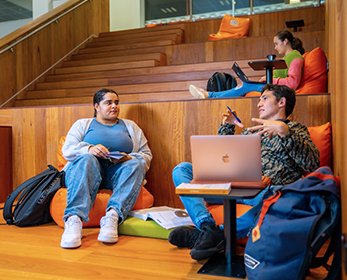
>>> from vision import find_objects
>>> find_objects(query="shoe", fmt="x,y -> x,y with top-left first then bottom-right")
190,224 -> 225,260
97,210 -> 118,243
168,226 -> 201,249
60,215 -> 82,249
189,85 -> 209,99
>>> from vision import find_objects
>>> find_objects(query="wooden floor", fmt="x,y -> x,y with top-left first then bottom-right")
0,206 -> 332,280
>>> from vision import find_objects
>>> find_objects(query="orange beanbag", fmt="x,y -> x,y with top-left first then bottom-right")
209,14 -> 250,41
296,47 -> 327,95
50,186 -> 154,228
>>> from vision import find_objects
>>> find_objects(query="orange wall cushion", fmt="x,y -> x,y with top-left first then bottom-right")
50,186 -> 154,228
209,15 -> 250,41
308,122 -> 332,167
296,47 -> 327,95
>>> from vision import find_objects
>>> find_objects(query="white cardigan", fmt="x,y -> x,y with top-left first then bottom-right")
62,118 -> 152,171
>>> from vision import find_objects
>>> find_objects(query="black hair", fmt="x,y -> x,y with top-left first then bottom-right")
93,88 -> 119,117
261,84 -> 296,117
275,30 -> 305,55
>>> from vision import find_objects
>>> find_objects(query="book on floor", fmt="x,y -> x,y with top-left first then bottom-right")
176,182 -> 232,195
128,206 -> 194,230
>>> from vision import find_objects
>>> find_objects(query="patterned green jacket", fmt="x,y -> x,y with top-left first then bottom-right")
218,121 -> 320,185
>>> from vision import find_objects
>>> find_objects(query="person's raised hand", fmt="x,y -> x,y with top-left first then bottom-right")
247,118 -> 289,139
222,108 -> 244,128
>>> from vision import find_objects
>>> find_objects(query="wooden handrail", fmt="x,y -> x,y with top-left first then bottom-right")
0,0 -> 88,53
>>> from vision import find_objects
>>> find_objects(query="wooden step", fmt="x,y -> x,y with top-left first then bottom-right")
98,23 -> 185,37
46,60 -> 264,83
73,45 -> 166,60
24,81 -> 207,100
15,91 -> 193,107
93,28 -> 184,43
86,34 -> 181,48
62,52 -> 166,67
55,59 -> 166,75
80,39 -> 175,53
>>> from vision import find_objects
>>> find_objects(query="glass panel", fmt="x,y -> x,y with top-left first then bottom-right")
145,0 -> 324,25
145,0 -> 188,24
0,0 -> 32,23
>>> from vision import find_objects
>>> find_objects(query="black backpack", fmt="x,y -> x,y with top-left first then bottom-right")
1,165 -> 64,227
206,72 -> 237,92
244,167 -> 341,280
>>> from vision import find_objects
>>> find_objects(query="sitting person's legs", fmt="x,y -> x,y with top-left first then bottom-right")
170,162 -> 225,260
61,153 -> 103,249
189,82 -> 265,99
98,158 -> 145,243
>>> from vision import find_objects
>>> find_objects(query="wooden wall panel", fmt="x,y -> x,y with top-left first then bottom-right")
0,0 -> 110,108
326,1 -> 347,278
0,94 -> 330,208
183,6 -> 325,43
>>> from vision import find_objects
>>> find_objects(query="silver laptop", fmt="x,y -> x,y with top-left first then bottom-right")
190,135 -> 263,188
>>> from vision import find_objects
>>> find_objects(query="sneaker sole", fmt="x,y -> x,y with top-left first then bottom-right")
190,241 -> 225,260
60,239 -> 82,249
97,234 -> 118,243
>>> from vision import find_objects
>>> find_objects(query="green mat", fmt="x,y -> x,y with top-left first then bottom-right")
118,216 -> 173,239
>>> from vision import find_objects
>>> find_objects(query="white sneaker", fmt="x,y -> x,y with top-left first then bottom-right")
97,210 -> 119,243
189,85 -> 209,99
60,215 -> 82,249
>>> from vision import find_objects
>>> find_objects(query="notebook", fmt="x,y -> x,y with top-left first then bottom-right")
190,134 -> 263,188
232,62 -> 266,85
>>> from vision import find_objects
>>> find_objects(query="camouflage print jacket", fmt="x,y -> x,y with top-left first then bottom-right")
218,120 -> 320,185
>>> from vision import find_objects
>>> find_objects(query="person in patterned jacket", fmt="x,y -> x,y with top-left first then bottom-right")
169,84 -> 320,261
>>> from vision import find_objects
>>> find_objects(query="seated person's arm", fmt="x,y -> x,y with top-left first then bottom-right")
278,123 -> 320,172
62,120 -> 92,162
218,109 -> 244,135
272,58 -> 303,89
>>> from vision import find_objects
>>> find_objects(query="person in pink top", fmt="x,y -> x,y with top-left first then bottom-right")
189,30 -> 305,99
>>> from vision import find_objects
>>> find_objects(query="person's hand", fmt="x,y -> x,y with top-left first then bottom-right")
222,109 -> 244,128
247,118 -> 289,139
259,76 -> 266,82
88,144 -> 110,158
110,153 -> 132,164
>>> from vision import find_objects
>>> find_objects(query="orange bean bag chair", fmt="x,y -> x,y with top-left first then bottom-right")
209,14 -> 250,41
51,136 -> 154,228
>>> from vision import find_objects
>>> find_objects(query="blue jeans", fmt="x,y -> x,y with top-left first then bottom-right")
63,154 -> 145,224
208,82 -> 266,98
172,162 -> 279,239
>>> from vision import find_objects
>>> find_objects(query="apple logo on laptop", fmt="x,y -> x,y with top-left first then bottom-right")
222,154 -> 229,163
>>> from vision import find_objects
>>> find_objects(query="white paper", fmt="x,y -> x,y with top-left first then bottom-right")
128,206 -> 194,229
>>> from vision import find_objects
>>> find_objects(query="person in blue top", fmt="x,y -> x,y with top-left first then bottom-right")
60,88 -> 152,249
189,30 -> 305,99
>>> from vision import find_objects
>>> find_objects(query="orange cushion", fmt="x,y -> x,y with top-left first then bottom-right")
244,91 -> 261,97
209,15 -> 250,41
50,186 -> 154,228
308,122 -> 332,167
296,47 -> 327,95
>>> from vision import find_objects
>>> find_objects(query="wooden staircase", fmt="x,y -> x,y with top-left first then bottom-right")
15,24 -> 263,107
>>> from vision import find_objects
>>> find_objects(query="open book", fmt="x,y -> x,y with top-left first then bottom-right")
176,182 -> 232,195
107,151 -> 128,160
128,206 -> 194,230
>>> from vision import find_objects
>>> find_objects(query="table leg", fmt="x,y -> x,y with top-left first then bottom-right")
197,199 -> 246,278
266,67 -> 273,84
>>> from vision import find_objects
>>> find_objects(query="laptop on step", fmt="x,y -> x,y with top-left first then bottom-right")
232,62 -> 266,85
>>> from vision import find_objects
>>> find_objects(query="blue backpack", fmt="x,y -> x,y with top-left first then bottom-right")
244,167 -> 341,280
